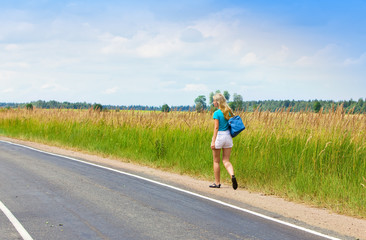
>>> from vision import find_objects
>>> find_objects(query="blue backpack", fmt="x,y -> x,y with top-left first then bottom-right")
228,115 -> 245,137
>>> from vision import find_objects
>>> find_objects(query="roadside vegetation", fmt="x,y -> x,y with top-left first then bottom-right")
0,107 -> 365,218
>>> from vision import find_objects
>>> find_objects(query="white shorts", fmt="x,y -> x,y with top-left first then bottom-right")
214,130 -> 233,149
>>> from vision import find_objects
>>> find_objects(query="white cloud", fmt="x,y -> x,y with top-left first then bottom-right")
180,28 -> 204,43
102,87 -> 118,94
240,52 -> 259,65
279,45 -> 289,57
2,88 -> 14,93
100,30 -> 183,58
195,8 -> 243,39
295,56 -> 311,66
0,21 -> 34,42
0,70 -> 16,80
160,81 -> 176,87
136,41 -> 173,58
344,53 -> 366,65
100,34 -> 129,55
268,45 -> 289,64
15,22 -> 34,32
183,84 -> 208,92
295,44 -> 339,67
135,31 -> 183,58
1,62 -> 30,68
231,40 -> 246,55
5,44 -> 20,51
41,82 -> 68,92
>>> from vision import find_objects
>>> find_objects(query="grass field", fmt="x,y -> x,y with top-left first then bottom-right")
0,107 -> 365,218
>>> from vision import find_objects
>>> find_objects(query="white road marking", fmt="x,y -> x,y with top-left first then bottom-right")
1,140 -> 342,240
0,200 -> 34,240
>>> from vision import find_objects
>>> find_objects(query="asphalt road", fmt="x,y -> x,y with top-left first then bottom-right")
0,141 -> 342,240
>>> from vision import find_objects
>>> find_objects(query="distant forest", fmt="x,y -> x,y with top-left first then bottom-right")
1,98 -> 366,113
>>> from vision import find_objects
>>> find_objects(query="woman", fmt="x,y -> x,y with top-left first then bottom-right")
210,93 -> 238,190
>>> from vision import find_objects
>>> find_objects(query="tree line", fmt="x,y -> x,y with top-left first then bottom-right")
0,100 -> 190,112
194,90 -> 366,113
1,96 -> 366,113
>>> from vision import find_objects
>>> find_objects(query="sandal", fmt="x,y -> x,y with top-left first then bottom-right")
232,175 -> 238,190
209,183 -> 221,188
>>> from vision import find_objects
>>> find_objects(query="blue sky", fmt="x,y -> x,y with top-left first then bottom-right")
1,0 -> 365,106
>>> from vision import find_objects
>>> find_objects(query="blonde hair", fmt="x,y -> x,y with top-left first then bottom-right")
213,93 -> 234,120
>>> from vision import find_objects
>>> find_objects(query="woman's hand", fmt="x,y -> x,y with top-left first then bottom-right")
211,119 -> 219,150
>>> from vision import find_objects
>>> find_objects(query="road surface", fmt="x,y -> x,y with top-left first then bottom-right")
0,141 -> 343,240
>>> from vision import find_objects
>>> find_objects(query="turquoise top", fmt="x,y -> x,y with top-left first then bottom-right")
213,109 -> 229,131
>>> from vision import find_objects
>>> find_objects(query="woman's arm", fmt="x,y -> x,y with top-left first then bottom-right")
211,119 -> 219,149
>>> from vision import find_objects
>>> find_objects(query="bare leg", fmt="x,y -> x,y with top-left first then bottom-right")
222,148 -> 234,176
212,149 -> 221,185
222,147 -> 237,190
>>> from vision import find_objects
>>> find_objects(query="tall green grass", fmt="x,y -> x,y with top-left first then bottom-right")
0,107 -> 365,217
